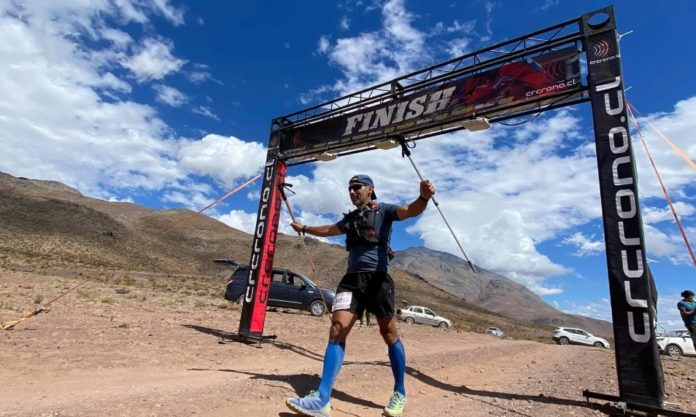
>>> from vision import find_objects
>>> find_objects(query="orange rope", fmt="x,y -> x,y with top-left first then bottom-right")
627,105 -> 696,268
1,278 -> 90,330
196,173 -> 262,214
628,102 -> 696,172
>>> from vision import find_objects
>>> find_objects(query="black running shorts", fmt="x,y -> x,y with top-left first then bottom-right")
333,271 -> 395,318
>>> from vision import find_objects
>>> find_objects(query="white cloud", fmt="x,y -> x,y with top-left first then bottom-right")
192,106 -> 219,120
187,63 -> 213,84
148,0 -> 185,26
318,0 -> 428,95
643,224 -> 694,265
558,299 -> 612,323
632,96 -> 696,200
162,190 -> 211,210
339,16 -> 350,30
446,38 -> 471,58
120,38 -> 186,82
308,0 -> 494,101
656,293 -> 689,328
433,19 -> 476,35
643,202 -> 695,225
563,232 -> 604,256
539,0 -> 561,11
0,9 -> 175,197
0,1 -> 259,206
153,84 -> 187,107
481,1 -> 497,42
317,35 -> 330,54
100,28 -> 133,49
216,209 -> 259,234
177,134 -> 266,188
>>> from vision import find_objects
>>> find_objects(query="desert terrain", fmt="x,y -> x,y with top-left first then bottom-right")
2,268 -> 694,417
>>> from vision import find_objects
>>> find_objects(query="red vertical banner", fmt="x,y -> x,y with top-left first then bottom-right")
238,159 -> 286,338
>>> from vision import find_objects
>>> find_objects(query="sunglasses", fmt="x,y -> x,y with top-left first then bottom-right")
348,184 -> 365,192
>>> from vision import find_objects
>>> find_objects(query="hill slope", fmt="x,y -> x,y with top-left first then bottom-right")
392,247 -> 612,338
0,171 -> 607,339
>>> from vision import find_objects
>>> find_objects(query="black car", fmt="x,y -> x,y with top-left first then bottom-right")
219,260 -> 335,316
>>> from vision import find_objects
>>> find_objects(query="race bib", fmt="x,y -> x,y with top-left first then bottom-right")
333,292 -> 353,311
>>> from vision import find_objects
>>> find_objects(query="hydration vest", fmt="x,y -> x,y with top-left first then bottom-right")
343,202 -> 391,253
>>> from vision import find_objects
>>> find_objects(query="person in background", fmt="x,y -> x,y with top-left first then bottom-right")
678,290 -> 696,347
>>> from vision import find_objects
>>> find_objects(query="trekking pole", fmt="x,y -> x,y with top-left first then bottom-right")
396,136 -> 477,273
278,183 -> 333,318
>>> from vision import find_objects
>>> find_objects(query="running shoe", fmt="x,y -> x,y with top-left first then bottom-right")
286,390 -> 331,417
383,391 -> 407,417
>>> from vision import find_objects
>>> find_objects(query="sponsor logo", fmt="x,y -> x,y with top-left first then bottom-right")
593,40 -> 611,58
589,38 -> 619,65
595,76 -> 651,344
525,78 -> 578,97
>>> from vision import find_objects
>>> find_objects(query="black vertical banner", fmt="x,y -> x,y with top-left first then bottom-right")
238,158 -> 286,338
583,8 -> 663,407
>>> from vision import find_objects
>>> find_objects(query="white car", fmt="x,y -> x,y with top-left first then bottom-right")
485,327 -> 503,337
553,327 -> 610,348
397,305 -> 452,329
656,329 -> 695,358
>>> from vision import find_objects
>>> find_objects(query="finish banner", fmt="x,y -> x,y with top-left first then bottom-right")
584,19 -> 664,407
280,47 -> 581,157
238,159 -> 286,338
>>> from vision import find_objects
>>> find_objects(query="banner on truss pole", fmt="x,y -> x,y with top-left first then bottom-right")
583,10 -> 663,408
280,47 -> 581,157
238,159 -> 286,338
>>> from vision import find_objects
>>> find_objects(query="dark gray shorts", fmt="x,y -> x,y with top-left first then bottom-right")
333,271 -> 395,318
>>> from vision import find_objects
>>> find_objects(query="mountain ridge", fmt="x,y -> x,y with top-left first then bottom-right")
0,171 -> 612,339
392,246 -> 612,337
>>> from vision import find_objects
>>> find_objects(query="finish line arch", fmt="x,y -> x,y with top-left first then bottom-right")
238,6 -> 663,410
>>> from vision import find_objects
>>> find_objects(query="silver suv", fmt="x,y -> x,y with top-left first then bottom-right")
397,305 -> 451,329
553,327 -> 610,348
485,327 -> 503,337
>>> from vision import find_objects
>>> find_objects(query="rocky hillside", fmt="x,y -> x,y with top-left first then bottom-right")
0,171 -> 609,340
392,247 -> 613,338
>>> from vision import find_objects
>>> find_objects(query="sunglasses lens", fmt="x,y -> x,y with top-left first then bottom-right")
349,184 -> 363,192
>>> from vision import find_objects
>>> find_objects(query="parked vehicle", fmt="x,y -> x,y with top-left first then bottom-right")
656,329 -> 695,358
485,326 -> 503,337
219,260 -> 335,316
396,305 -> 451,329
552,327 -> 610,348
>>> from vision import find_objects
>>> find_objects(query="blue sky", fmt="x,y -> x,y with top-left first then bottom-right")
1,0 -> 694,327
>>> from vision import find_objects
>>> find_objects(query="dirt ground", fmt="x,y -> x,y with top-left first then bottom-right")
1,269 -> 695,417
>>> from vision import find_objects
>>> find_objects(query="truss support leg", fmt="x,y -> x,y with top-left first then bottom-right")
583,390 -> 696,417
220,333 -> 278,348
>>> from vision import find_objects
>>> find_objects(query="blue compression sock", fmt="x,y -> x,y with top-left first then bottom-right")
388,338 -> 406,396
317,340 -> 346,404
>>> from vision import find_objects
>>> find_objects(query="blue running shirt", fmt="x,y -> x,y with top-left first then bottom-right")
336,202 -> 400,273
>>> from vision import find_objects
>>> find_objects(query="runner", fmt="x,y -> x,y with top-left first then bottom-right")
286,174 -> 435,417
